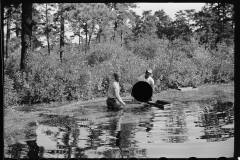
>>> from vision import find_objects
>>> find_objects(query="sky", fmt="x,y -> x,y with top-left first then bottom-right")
132,3 -> 206,20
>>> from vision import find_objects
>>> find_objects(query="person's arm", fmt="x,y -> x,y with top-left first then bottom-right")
150,78 -> 155,92
152,84 -> 155,92
113,83 -> 126,106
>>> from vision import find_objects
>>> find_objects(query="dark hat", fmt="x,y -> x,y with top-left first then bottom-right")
113,72 -> 121,79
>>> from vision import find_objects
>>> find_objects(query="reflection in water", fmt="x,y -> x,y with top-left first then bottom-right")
26,140 -> 40,159
5,100 -> 234,158
6,143 -> 27,159
102,110 -> 147,158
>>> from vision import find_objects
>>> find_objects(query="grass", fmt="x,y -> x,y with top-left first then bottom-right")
153,83 -> 234,103
4,83 -> 234,147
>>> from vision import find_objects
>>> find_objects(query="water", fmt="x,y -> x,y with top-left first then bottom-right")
5,100 -> 234,159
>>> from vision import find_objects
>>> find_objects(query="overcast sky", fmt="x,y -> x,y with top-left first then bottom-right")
132,3 -> 206,20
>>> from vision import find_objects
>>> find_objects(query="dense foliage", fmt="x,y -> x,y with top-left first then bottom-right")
3,3 -> 234,107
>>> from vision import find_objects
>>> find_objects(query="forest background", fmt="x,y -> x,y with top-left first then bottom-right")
3,3 -> 234,108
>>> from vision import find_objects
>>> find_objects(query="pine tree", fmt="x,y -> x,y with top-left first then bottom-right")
154,9 -> 173,40
21,3 -> 32,72
3,3 -> 21,58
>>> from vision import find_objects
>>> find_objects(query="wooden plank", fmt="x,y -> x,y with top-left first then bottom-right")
124,98 -> 173,110
124,99 -> 168,110
147,101 -> 164,110
156,100 -> 171,105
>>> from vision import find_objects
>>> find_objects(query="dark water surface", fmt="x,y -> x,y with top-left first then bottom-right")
5,99 -> 234,159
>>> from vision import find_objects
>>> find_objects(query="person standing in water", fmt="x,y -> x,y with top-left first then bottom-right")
138,69 -> 155,101
132,68 -> 155,102
138,69 -> 155,90
106,72 -> 126,110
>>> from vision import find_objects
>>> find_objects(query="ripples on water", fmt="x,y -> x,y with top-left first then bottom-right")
5,100 -> 234,159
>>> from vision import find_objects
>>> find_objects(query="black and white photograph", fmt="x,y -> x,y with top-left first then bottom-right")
3,2 -> 235,159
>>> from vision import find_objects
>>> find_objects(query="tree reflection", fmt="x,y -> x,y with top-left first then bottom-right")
33,115 -> 87,158
26,140 -> 40,159
163,106 -> 188,143
6,143 -> 26,159
103,110 -> 147,158
62,126 -> 72,159
74,147 -> 86,158
198,100 -> 234,142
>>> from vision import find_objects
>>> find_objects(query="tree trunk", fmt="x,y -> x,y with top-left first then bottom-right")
5,9 -> 11,59
113,21 -> 117,41
88,34 -> 91,47
232,5 -> 234,29
112,3 -> 117,41
21,3 -> 32,86
222,3 -> 225,34
60,6 -> 64,62
79,26 -> 81,45
88,23 -> 94,47
217,3 -> 221,44
120,30 -> 123,47
97,28 -> 102,43
99,32 -> 101,43
21,3 -> 32,72
85,23 -> 88,54
15,22 -> 20,37
46,4 -> 50,55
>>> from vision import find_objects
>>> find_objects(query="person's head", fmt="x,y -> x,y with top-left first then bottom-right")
113,72 -> 121,82
145,68 -> 152,78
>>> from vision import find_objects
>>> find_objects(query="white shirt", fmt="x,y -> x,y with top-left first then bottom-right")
107,80 -> 120,98
138,74 -> 154,87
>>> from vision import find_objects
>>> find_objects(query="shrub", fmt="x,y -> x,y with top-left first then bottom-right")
8,37 -> 21,53
85,42 -> 150,97
3,34 -> 234,106
152,64 -> 169,91
131,38 -> 159,60
6,49 -> 93,103
152,37 -> 216,89
4,75 -> 19,108
213,42 -> 234,83
86,50 -> 112,67
65,70 -> 92,101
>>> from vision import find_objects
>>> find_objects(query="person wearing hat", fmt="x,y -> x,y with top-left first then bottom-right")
138,69 -> 155,89
136,69 -> 155,101
106,72 -> 126,110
